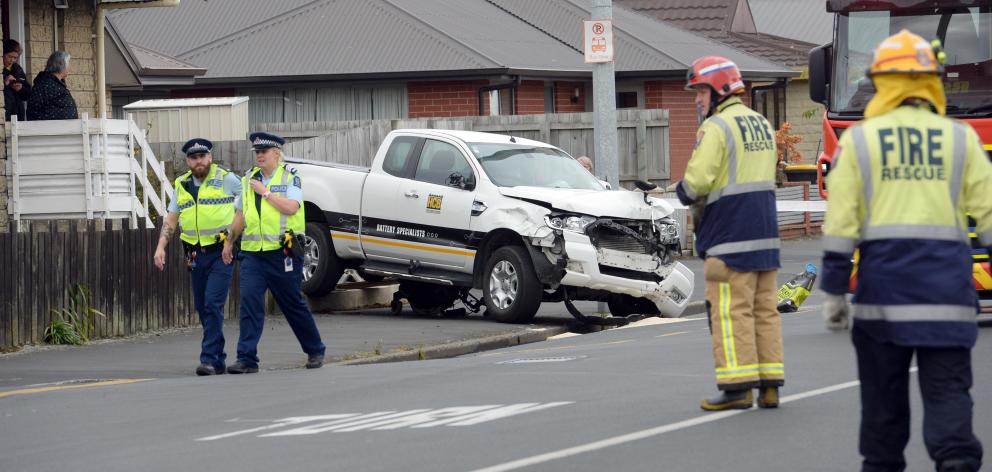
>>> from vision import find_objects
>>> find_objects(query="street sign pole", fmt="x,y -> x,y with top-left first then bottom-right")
587,0 -> 618,315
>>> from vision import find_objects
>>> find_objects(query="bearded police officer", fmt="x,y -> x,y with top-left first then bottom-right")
222,132 -> 325,373
154,138 -> 241,376
821,30 -> 991,472
674,56 -> 784,411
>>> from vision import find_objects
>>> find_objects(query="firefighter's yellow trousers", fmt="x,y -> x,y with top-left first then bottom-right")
704,257 -> 784,391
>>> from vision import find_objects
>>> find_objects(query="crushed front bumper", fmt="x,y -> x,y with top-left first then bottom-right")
556,231 -> 694,317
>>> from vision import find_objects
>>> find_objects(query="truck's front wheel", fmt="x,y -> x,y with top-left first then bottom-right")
302,221 -> 344,297
483,246 -> 542,323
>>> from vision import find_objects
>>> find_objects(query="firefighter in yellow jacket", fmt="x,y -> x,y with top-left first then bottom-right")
821,31 -> 990,471
674,56 -> 783,411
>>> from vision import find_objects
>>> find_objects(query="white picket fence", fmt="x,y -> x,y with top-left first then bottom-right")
5,114 -> 173,228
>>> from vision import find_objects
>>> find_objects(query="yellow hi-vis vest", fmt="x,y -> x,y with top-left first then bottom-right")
174,164 -> 235,247
240,164 -> 305,252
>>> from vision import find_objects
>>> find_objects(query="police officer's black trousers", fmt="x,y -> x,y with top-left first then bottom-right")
853,326 -> 982,472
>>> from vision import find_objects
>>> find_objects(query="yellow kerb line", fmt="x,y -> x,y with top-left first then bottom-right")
0,379 -> 153,399
656,331 -> 691,337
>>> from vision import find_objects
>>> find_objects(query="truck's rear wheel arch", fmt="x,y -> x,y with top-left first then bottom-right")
304,201 -> 326,224
472,229 -> 525,289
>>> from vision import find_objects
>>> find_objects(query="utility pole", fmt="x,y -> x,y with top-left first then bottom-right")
589,0 -> 618,316
591,0 -> 619,190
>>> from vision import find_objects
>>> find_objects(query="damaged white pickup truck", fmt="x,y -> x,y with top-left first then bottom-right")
292,129 -> 693,324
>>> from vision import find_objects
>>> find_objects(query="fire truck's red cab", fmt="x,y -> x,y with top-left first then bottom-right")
808,0 -> 992,298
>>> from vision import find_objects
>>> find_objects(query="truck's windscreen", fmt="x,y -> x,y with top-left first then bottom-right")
832,7 -> 992,115
468,143 -> 605,190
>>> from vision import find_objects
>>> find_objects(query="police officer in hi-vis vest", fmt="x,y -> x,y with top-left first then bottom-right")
154,138 -> 241,376
821,30 -> 991,472
222,132 -> 325,373
674,56 -> 784,411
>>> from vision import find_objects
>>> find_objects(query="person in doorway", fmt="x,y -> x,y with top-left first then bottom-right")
673,56 -> 783,411
222,132 -> 325,373
820,30 -> 989,472
576,155 -> 611,189
27,51 -> 77,121
3,39 -> 31,121
154,138 -> 241,376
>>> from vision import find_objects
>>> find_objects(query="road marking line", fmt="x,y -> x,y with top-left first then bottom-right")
0,378 -> 153,399
471,369 -> 917,472
199,402 -> 574,440
656,331 -> 690,338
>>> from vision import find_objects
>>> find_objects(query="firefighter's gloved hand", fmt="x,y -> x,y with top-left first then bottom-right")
822,294 -> 849,331
665,182 -> 678,193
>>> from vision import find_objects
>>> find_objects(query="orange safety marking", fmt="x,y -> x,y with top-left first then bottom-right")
974,263 -> 992,291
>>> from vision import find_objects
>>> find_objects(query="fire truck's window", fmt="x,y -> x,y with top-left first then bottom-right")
832,7 -> 992,116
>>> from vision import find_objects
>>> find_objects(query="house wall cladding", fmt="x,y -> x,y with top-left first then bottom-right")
24,0 -> 102,118
515,80 -> 546,115
645,80 -> 697,182
785,80 -> 825,164
554,81 -> 586,113
408,80 -> 491,118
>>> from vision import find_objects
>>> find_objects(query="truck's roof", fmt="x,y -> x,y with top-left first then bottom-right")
392,129 -> 556,148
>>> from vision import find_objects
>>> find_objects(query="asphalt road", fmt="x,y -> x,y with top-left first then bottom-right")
4,288 -> 990,472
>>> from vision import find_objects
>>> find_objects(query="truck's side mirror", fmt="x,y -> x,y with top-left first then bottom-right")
809,44 -> 832,106
448,172 -> 476,191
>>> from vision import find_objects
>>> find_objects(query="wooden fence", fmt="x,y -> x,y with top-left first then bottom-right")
0,220 -> 239,348
259,109 -> 672,188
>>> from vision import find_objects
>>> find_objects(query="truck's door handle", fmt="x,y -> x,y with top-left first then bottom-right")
404,190 -> 420,199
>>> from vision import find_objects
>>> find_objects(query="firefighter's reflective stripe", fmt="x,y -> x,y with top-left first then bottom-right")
855,305 -> 977,322
718,282 -> 736,368
758,363 -> 785,376
707,238 -> 780,256
822,235 -> 857,255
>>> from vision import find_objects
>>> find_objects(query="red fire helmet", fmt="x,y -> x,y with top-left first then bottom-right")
685,56 -> 745,97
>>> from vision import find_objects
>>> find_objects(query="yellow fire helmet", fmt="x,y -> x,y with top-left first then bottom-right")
868,29 -> 946,76
865,30 -> 948,118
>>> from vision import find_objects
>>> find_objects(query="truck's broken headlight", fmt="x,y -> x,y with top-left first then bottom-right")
654,216 -> 681,245
545,214 -> 596,233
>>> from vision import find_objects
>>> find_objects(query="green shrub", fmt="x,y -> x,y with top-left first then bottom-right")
44,283 -> 106,345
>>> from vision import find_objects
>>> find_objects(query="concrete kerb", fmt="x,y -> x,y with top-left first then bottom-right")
680,301 -> 707,318
334,324 -> 571,366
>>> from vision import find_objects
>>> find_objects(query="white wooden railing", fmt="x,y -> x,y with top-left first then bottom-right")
6,113 -> 173,228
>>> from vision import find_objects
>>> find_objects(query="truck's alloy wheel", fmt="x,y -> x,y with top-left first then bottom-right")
301,221 -> 344,296
483,246 -> 542,323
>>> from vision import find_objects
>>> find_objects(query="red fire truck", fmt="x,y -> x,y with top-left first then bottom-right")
808,0 -> 992,300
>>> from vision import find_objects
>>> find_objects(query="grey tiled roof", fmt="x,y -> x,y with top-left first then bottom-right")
108,0 -> 794,83
749,0 -> 833,46
615,0 -> 818,70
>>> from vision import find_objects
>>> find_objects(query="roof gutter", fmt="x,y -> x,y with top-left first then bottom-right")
478,76 -> 521,116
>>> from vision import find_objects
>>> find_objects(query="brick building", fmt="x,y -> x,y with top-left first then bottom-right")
107,0 -> 794,180
617,0 -> 833,163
